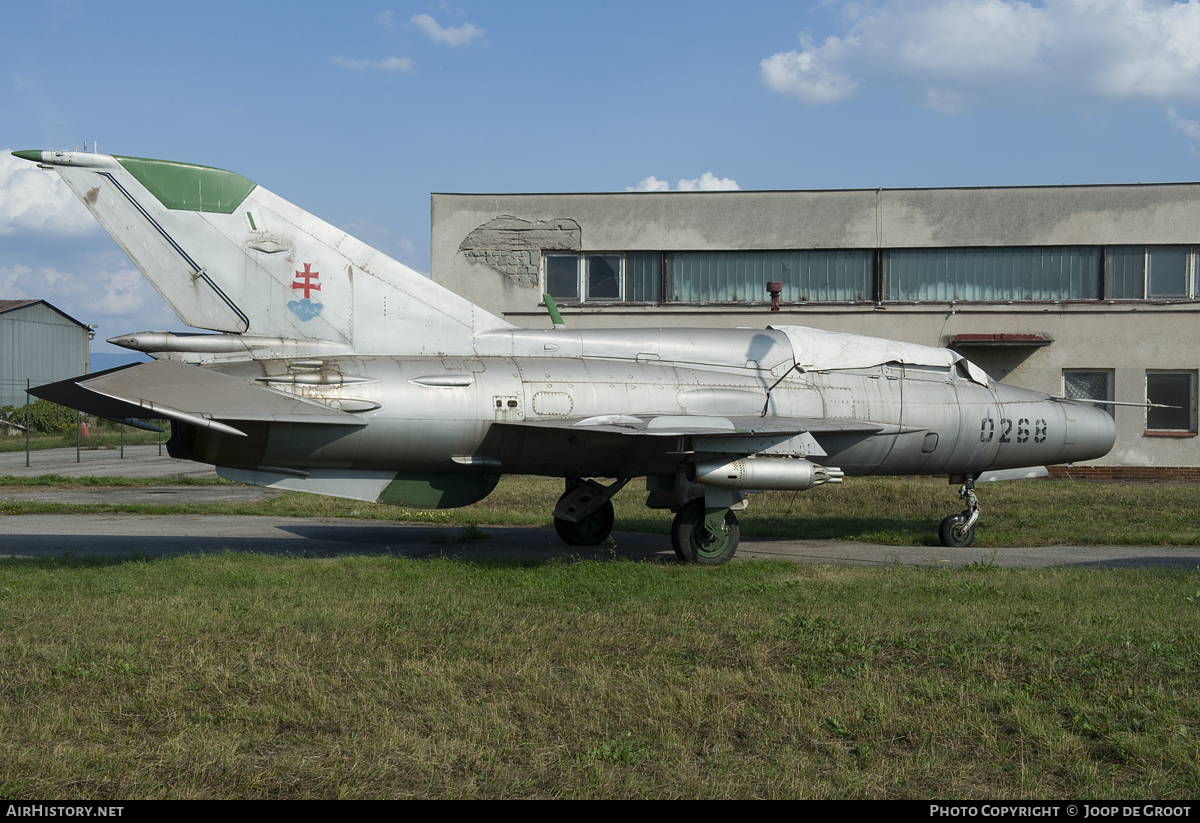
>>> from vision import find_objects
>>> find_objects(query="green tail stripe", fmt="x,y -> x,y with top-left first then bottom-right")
115,155 -> 257,214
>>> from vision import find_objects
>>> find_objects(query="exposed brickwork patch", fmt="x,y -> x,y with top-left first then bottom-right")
459,216 -> 582,289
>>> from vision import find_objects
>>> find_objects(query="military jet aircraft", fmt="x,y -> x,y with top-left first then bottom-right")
14,149 -> 1116,563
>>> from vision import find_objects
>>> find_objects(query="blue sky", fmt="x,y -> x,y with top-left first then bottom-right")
4,0 -> 1200,357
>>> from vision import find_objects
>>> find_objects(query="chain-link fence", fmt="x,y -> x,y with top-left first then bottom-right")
0,376 -> 164,468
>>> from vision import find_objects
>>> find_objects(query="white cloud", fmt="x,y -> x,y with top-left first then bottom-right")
628,176 -> 671,192
761,0 -> 1200,111
761,35 -> 860,104
377,10 -> 394,29
627,173 -> 740,192
411,13 -> 485,46
0,263 -> 168,331
1167,106 -> 1200,140
331,56 -> 413,72
0,152 -> 96,235
677,173 -> 741,192
0,264 -> 34,298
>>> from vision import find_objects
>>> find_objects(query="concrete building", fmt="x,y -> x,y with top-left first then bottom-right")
431,183 -> 1200,475
0,300 -> 90,407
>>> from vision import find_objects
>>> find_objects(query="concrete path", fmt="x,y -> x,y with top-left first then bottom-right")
2,512 -> 1197,569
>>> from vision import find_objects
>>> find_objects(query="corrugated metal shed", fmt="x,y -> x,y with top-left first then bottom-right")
0,300 -> 90,407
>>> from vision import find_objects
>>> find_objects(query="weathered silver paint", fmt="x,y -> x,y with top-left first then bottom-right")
160,328 -> 1113,483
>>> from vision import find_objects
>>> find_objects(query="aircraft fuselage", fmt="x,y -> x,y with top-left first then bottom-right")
171,327 -> 1115,482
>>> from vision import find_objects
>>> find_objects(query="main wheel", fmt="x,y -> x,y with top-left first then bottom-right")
938,514 -> 975,548
671,499 -> 740,565
553,500 -> 615,546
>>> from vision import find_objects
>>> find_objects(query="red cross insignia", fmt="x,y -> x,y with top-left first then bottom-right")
291,263 -> 321,298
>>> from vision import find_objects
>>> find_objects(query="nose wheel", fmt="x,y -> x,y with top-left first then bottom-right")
938,478 -> 979,547
671,499 -> 740,565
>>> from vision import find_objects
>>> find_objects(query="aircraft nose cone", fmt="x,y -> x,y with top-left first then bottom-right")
1069,403 -> 1117,463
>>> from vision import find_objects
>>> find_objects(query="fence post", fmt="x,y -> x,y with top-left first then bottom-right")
77,411 -> 81,463
24,378 -> 30,468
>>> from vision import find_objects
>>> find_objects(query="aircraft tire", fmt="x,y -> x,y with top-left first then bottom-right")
553,500 -> 615,546
938,514 -> 975,548
671,499 -> 739,565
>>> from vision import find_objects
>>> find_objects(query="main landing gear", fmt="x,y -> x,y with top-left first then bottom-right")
939,476 -> 980,547
552,478 -> 628,546
551,477 -> 742,564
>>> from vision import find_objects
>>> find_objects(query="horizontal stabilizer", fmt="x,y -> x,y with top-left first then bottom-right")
30,360 -> 363,429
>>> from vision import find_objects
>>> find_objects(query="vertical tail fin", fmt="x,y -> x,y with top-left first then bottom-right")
14,150 -> 511,354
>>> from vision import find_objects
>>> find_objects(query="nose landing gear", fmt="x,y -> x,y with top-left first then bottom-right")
670,498 -> 741,565
939,476 -> 979,547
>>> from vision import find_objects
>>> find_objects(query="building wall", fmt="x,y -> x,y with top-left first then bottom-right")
430,183 -> 1200,469
0,302 -> 89,407
432,183 -> 1200,311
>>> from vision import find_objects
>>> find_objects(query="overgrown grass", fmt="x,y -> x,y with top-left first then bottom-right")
0,554 -> 1196,798
4,475 -> 1200,548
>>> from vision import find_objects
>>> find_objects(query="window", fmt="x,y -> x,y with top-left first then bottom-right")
543,253 -> 662,303
1105,246 -> 1197,299
883,246 -> 1100,301
540,244 -> 1199,305
545,254 -> 581,301
1104,246 -> 1145,299
1064,370 -> 1114,417
1149,247 -> 1192,298
585,255 -> 621,300
1146,371 -> 1197,433
666,250 -> 872,303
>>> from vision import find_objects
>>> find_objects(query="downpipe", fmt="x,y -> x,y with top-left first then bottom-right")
688,457 -> 845,491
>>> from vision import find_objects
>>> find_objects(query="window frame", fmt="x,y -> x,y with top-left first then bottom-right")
543,252 -> 627,304
543,253 -> 582,302
1145,246 -> 1195,299
584,254 -> 623,302
1145,370 -> 1198,436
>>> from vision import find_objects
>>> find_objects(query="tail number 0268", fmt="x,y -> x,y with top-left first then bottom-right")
980,417 -> 1046,444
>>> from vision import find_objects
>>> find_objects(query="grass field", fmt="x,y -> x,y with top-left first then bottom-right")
0,554 -> 1196,799
2,475 -> 1198,798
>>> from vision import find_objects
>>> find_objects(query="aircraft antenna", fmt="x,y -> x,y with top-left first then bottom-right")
760,363 -> 803,417
542,294 -> 566,330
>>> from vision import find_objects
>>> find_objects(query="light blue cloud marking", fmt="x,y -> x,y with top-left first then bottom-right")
288,299 -> 323,321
